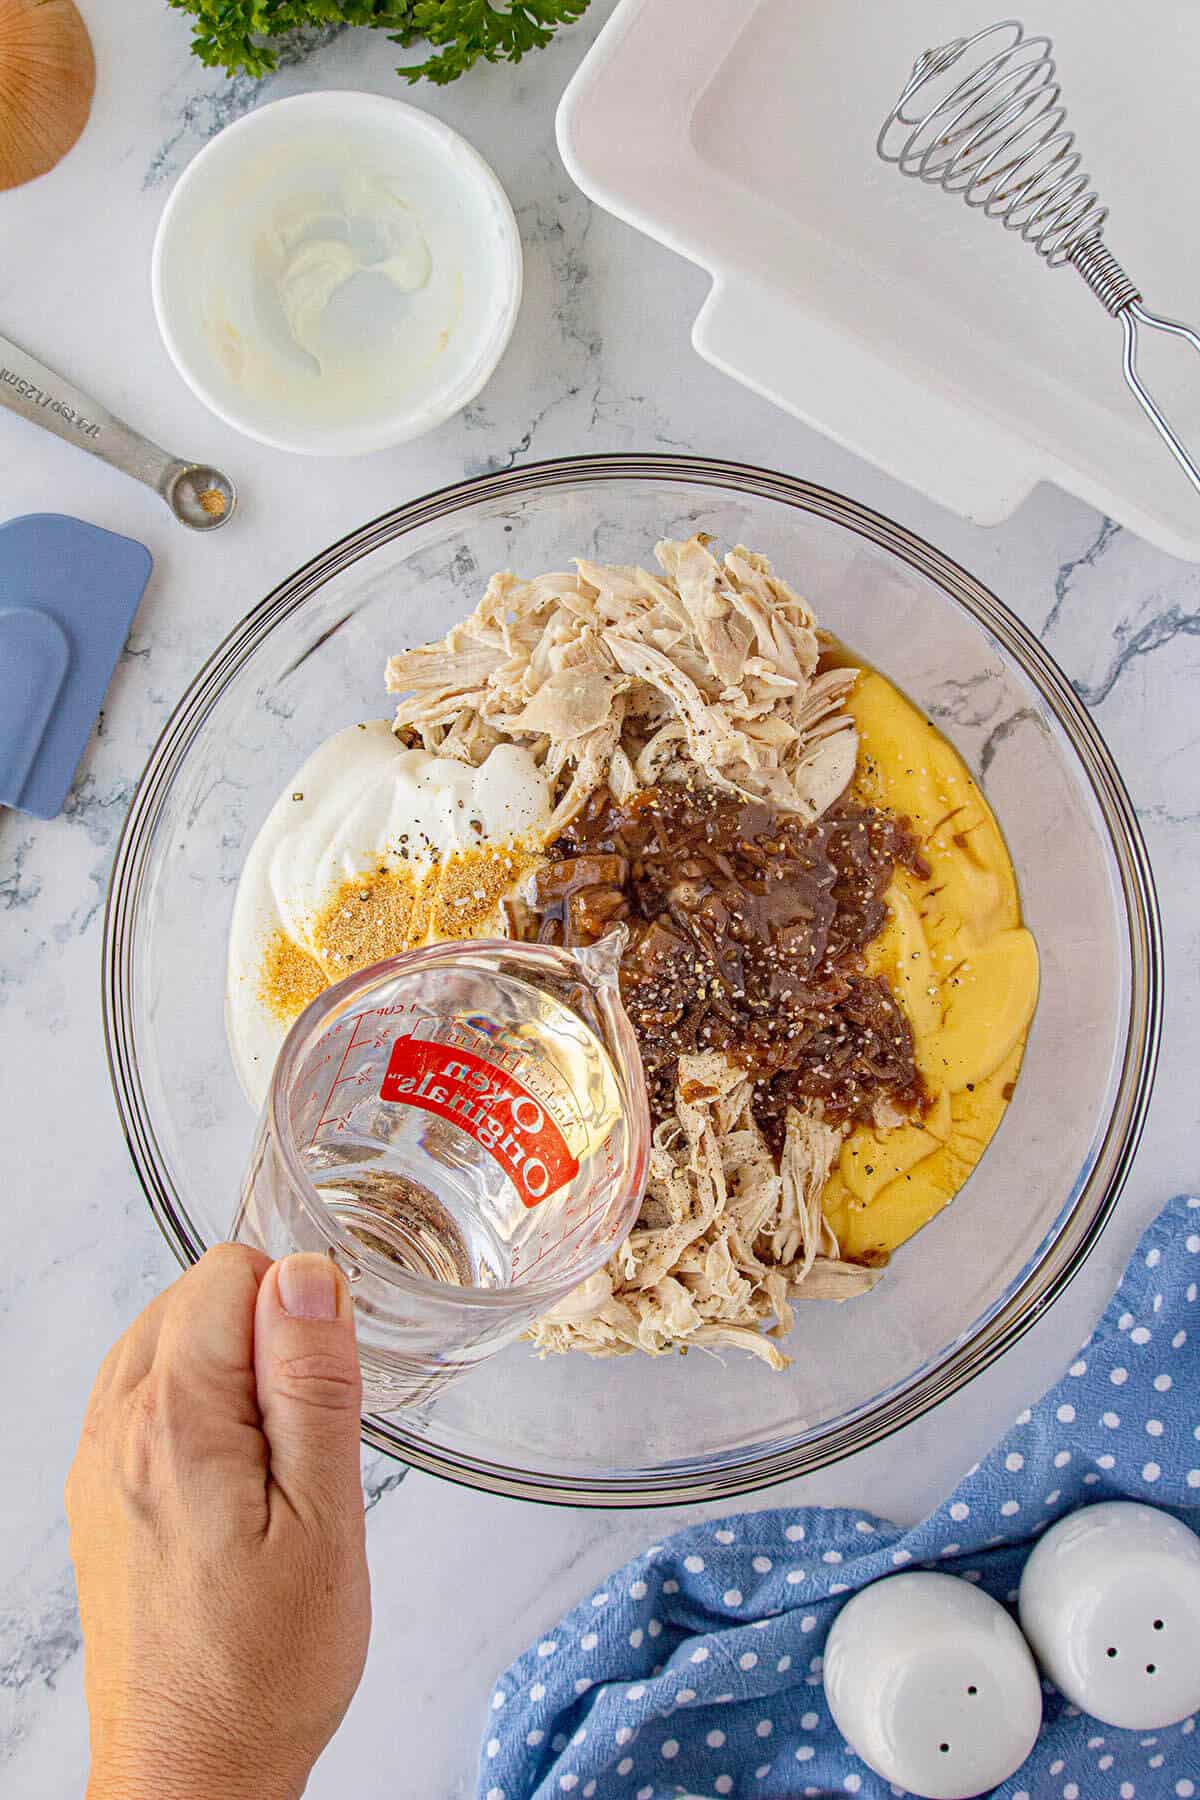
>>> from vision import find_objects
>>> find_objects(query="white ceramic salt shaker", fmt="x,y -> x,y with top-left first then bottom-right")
1019,1500 -> 1200,1729
823,1571 -> 1042,1799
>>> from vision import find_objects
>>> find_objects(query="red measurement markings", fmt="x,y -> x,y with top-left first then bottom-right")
308,1014 -> 363,1146
523,1193 -> 615,1271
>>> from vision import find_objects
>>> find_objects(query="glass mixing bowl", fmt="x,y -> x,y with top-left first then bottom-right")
103,455 -> 1162,1506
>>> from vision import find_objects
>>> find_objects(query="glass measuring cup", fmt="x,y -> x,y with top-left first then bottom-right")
234,933 -> 649,1409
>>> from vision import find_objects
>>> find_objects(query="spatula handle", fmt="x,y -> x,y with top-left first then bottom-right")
0,331 -> 188,500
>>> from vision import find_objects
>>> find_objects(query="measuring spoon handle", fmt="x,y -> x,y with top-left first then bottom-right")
0,330 -> 189,501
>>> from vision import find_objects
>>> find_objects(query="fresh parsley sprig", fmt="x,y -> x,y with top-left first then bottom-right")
168,0 -> 592,86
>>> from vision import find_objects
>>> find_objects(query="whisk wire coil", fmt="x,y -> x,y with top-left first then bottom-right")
879,17 -> 1200,501
879,20 -> 1107,264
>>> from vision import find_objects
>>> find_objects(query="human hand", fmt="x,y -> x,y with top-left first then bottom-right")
66,1245 -> 370,1800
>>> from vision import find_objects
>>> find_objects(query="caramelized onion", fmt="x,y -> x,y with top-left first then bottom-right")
527,783 -> 928,1149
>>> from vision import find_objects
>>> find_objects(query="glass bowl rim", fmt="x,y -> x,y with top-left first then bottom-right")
102,451 -> 1163,1507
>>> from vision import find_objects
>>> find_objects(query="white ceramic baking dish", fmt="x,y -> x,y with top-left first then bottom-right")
558,0 -> 1200,560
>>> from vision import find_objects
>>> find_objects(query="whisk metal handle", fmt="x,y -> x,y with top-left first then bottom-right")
1068,238 -> 1200,499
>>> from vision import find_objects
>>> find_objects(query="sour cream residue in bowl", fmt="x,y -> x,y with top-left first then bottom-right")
152,93 -> 523,455
266,173 -> 434,373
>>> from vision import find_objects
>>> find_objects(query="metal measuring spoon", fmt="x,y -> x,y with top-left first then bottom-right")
0,330 -> 236,530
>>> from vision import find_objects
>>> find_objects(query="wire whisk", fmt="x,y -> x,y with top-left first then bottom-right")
878,18 -> 1200,500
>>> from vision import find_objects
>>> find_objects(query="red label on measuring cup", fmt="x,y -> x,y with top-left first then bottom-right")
380,1036 -> 579,1207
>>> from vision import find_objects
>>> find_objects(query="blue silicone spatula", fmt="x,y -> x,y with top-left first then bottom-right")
0,514 -> 153,820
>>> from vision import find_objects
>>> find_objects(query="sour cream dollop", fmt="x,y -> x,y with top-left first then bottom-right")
225,722 -> 551,1108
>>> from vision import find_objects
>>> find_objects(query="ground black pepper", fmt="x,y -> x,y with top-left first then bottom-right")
525,783 -> 929,1150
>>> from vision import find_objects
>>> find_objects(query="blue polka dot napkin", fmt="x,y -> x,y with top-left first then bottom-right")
479,1196 -> 1200,1799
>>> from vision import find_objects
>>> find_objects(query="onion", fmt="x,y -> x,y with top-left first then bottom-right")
0,0 -> 94,193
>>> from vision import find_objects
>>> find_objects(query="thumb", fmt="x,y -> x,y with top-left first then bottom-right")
254,1253 -> 363,1521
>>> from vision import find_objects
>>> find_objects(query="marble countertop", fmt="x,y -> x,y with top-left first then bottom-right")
2,3 -> 1198,1793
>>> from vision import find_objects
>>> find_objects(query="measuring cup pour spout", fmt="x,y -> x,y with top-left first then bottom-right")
567,925 -> 636,1047
575,926 -> 627,991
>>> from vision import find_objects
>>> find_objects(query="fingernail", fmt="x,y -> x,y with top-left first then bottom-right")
276,1253 -> 339,1320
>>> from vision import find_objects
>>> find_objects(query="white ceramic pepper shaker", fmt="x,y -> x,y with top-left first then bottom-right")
1019,1500 -> 1200,1729
823,1571 -> 1042,1799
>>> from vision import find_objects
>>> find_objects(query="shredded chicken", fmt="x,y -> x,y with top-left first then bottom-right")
385,536 -> 859,833
386,537 -> 886,1367
527,1054 -> 882,1371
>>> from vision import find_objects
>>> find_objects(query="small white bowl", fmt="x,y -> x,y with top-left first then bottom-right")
152,92 -> 522,456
